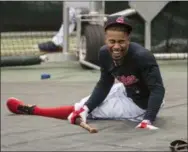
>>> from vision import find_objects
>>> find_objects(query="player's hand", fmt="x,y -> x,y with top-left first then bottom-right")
135,120 -> 159,130
67,105 -> 89,124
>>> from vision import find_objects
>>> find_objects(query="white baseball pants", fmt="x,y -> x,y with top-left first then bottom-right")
75,83 -> 148,122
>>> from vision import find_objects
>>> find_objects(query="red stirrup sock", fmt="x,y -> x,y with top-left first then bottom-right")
6,97 -> 74,119
33,105 -> 74,119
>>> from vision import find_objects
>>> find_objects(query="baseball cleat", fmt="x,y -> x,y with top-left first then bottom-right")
38,41 -> 63,53
6,97 -> 36,115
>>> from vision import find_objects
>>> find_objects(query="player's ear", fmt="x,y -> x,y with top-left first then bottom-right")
104,34 -> 108,44
126,32 -> 131,42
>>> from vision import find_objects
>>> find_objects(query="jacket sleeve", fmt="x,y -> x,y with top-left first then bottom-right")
84,50 -> 115,112
138,51 -> 165,122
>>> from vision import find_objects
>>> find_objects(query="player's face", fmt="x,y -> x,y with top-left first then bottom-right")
105,30 -> 130,62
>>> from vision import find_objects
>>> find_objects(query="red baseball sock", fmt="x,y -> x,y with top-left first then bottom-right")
33,105 -> 74,119
6,97 -> 74,120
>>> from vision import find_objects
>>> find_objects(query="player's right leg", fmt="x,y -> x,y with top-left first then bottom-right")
6,97 -> 74,120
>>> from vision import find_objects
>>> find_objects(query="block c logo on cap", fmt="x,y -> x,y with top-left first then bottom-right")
116,16 -> 124,23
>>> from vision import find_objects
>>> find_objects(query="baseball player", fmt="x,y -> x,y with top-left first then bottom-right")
6,15 -> 165,130
38,7 -> 77,52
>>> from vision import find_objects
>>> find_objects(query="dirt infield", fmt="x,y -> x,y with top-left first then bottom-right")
1,60 -> 187,151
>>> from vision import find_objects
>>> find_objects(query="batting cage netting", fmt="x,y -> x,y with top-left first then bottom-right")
0,1 -> 77,66
1,2 -> 59,56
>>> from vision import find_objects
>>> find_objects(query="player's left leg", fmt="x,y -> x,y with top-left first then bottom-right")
52,23 -> 76,46
93,83 -> 147,122
89,83 -> 165,122
6,97 -> 74,120
38,23 -> 76,53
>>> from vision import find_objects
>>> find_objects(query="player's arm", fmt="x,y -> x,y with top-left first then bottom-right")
84,50 -> 115,113
138,51 -> 165,123
68,48 -> 114,124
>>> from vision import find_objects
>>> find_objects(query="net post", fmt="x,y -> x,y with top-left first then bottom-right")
62,1 -> 69,56
76,15 -> 81,55
145,21 -> 151,51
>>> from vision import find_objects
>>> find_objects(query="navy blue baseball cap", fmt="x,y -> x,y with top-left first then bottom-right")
104,15 -> 132,33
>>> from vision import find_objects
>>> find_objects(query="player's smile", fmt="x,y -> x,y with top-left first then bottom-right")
105,30 -> 129,62
111,48 -> 124,60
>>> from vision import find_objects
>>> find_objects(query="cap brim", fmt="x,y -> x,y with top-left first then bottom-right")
104,22 -> 132,33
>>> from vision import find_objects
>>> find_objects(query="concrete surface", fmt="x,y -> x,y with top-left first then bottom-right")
1,60 -> 187,151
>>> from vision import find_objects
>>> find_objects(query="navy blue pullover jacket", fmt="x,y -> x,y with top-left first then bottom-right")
85,42 -> 165,122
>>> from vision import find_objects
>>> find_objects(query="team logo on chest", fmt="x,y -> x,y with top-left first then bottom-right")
116,75 -> 139,86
